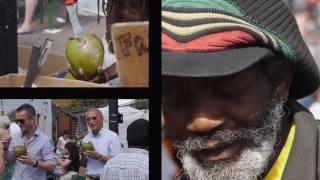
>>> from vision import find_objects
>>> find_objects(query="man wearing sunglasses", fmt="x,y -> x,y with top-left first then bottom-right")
81,108 -> 121,180
1,103 -> 56,180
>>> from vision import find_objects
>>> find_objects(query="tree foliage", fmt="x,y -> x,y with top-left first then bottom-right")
130,99 -> 149,110
69,99 -> 109,108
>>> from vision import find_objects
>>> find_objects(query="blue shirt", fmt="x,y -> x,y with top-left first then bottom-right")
83,128 -> 121,177
8,129 -> 57,180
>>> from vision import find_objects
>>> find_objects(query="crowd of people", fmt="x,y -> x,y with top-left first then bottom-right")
0,103 -> 149,180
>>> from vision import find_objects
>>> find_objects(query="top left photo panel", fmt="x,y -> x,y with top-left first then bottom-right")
0,0 -> 149,87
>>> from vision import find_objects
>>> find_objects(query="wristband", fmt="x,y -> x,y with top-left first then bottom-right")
33,160 -> 38,167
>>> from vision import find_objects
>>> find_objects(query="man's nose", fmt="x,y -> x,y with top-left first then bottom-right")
186,117 -> 224,133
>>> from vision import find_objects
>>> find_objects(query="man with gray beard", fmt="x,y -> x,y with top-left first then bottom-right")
161,0 -> 320,179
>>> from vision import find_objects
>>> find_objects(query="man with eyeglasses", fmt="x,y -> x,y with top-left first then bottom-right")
1,103 -> 57,180
81,108 -> 121,180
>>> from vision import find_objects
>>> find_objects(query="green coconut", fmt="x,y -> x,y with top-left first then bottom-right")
82,141 -> 94,152
13,146 -> 27,158
66,33 -> 104,79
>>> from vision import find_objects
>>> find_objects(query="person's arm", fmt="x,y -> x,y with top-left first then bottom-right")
39,139 -> 57,172
17,156 -> 55,172
37,160 -> 55,172
1,134 -> 12,162
58,158 -> 71,169
85,134 -> 121,163
0,143 -> 5,174
97,153 -> 110,163
108,134 -> 122,157
84,150 -> 111,163
79,148 -> 87,168
56,139 -> 62,151
93,63 -> 118,83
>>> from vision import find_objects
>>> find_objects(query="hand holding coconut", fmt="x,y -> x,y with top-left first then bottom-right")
13,145 -> 27,158
66,33 -> 105,81
13,145 -> 35,166
81,141 -> 102,160
17,155 -> 36,166
84,150 -> 102,160
0,134 -> 12,151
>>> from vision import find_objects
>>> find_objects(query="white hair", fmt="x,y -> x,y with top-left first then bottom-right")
174,94 -> 284,180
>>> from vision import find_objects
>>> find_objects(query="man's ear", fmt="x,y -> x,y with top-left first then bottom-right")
31,116 -> 37,125
277,61 -> 296,99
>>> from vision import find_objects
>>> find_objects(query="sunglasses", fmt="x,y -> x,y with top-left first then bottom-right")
15,119 -> 26,125
85,116 -> 97,121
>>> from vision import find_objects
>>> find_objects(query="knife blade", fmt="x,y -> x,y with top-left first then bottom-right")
23,39 -> 53,87
23,44 -> 41,87
66,3 -> 84,37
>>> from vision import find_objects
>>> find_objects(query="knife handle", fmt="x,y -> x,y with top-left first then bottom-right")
24,45 -> 41,87
65,0 -> 77,6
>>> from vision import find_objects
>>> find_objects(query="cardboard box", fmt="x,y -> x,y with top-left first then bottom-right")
18,45 -> 69,76
112,21 -> 149,87
79,167 -> 86,177
0,74 -> 110,87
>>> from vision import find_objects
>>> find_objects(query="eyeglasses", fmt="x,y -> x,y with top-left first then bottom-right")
85,116 -> 97,121
15,119 -> 26,125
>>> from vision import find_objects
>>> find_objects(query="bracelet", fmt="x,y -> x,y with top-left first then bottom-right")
33,160 -> 38,168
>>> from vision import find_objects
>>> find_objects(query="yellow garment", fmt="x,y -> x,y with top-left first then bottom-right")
265,121 -> 296,180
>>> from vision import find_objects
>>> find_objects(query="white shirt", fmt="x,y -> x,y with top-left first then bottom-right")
102,33 -> 117,70
58,136 -> 71,149
309,102 -> 320,120
9,122 -> 21,138
101,33 -> 121,87
83,128 -> 121,176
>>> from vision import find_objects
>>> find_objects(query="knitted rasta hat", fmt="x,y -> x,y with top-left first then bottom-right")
162,0 -> 320,98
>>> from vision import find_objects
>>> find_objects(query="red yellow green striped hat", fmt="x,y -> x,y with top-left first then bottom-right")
162,0 -> 320,98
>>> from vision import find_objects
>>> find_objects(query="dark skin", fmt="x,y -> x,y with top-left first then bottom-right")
68,63 -> 118,83
162,61 -> 295,178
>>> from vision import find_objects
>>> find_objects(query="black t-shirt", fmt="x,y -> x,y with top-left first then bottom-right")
66,154 -> 80,172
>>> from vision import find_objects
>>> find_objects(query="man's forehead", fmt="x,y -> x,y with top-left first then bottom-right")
86,111 -> 98,116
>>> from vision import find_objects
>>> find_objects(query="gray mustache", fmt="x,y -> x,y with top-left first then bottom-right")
174,128 -> 260,152
174,107 -> 283,152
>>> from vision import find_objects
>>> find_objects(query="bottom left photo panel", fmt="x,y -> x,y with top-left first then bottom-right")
0,99 -> 149,180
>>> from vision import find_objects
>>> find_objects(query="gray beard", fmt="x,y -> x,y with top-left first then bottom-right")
173,95 -> 285,180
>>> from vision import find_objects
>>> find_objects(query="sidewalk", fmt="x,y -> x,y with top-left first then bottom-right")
18,0 -> 106,56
